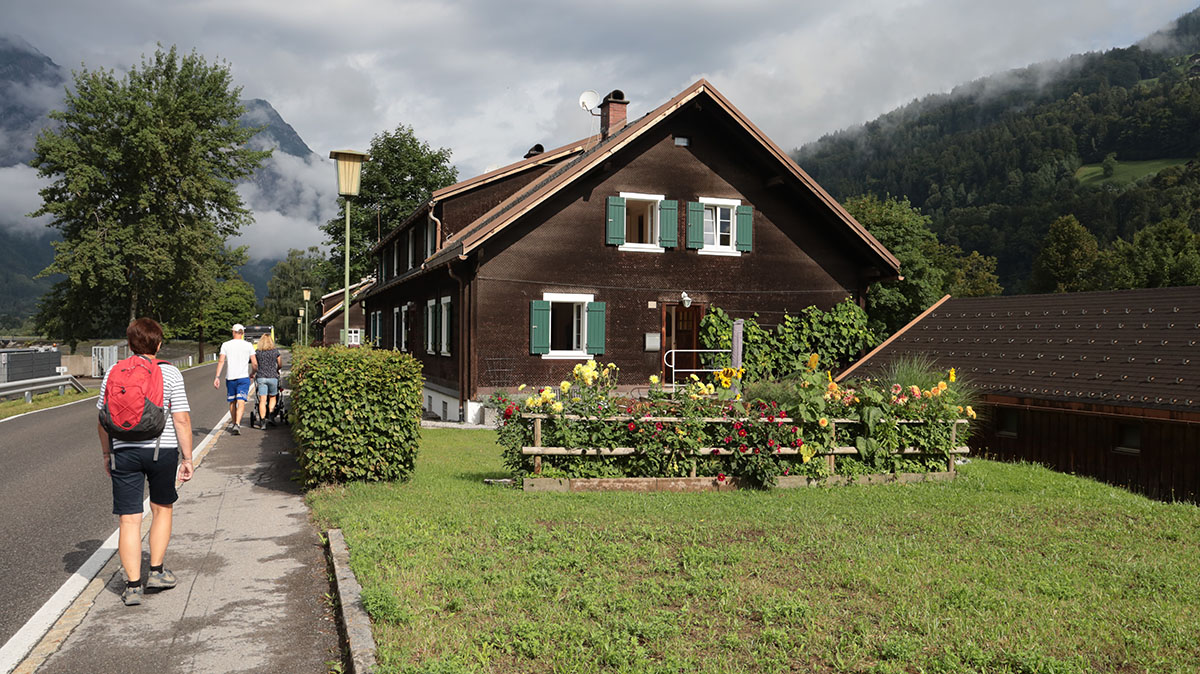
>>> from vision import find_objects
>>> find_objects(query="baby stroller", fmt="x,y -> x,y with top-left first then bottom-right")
248,369 -> 290,428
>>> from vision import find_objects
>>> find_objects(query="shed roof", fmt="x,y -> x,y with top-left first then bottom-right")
838,286 -> 1200,414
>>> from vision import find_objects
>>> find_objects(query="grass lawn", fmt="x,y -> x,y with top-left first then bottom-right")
1075,158 -> 1189,187
0,389 -> 98,420
308,428 -> 1200,674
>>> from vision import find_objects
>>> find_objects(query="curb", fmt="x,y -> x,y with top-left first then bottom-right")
326,529 -> 377,674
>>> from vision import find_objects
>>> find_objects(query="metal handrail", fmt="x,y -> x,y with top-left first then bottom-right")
663,349 -> 730,387
0,374 -> 90,403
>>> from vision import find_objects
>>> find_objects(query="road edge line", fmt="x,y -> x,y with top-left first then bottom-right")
1,412 -> 230,674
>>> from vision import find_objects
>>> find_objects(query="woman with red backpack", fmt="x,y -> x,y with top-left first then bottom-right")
96,318 -> 195,606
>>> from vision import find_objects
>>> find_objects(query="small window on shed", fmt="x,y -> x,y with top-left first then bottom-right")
674,136 -> 690,147
996,407 -> 1018,437
1114,423 -> 1141,455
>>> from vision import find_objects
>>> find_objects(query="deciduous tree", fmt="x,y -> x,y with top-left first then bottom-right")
30,45 -> 269,345
262,247 -> 330,345
1030,215 -> 1101,292
321,124 -> 457,287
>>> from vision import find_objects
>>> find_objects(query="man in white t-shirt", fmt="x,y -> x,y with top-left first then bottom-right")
213,323 -> 258,435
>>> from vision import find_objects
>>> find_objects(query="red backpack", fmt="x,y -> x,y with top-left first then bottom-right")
99,355 -> 169,441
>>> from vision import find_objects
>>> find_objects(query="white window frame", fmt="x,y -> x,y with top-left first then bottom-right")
399,306 -> 408,351
406,230 -> 415,270
439,295 -> 452,356
617,191 -> 665,253
392,241 -> 399,278
698,196 -> 742,257
346,328 -> 362,346
425,299 -> 437,354
542,292 -> 593,360
425,219 -> 437,259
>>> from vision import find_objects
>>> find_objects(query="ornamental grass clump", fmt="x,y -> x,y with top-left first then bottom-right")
290,346 -> 423,487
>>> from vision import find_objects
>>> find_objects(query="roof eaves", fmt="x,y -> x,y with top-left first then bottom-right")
431,137 -> 595,200
372,201 -> 433,255
836,294 -> 952,382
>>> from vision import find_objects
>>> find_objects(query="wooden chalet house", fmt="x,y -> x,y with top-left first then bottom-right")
838,287 -> 1200,502
362,80 -> 900,422
314,278 -> 375,347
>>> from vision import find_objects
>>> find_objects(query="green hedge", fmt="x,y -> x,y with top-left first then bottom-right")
289,346 -> 423,487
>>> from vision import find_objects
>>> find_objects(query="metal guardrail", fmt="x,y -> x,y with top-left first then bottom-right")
0,374 -> 90,403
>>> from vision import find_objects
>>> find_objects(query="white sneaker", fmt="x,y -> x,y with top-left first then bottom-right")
230,424 -> 241,435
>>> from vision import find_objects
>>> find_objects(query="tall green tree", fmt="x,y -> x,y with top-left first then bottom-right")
321,124 -> 457,287
845,195 -> 948,335
30,45 -> 270,345
1029,215 -> 1101,292
178,278 -> 258,344
1097,218 -> 1200,289
262,247 -> 330,346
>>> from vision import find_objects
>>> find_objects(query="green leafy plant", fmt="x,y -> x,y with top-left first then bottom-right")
289,345 -> 423,486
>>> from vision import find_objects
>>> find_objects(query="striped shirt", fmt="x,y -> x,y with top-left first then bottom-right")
97,360 -> 191,449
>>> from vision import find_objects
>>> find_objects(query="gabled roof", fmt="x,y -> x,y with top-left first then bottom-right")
370,136 -> 594,255
315,277 -> 376,325
423,79 -> 900,273
838,286 -> 1200,414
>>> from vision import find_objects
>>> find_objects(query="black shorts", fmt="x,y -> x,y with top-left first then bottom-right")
110,445 -> 179,515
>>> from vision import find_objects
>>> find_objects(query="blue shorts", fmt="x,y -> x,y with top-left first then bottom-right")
111,445 -> 179,515
256,377 -> 279,397
226,377 -> 251,402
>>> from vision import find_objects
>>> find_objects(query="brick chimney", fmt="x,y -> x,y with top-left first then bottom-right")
599,89 -> 628,139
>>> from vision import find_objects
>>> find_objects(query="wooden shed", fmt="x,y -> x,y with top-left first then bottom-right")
839,287 -> 1200,502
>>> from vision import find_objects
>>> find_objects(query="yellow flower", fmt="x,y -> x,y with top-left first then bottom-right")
572,397 -> 581,402
540,387 -> 555,401
649,374 -> 660,385
827,381 -> 839,393
818,418 -> 829,428
956,405 -> 964,414
690,373 -> 700,382
827,371 -> 833,383
675,428 -> 686,436
560,380 -> 571,393
706,383 -> 715,395
524,396 -> 541,409
966,406 -> 976,419
807,353 -> 820,370
938,381 -> 947,392
551,401 -> 564,414
734,393 -> 741,401
517,384 -> 527,391
949,368 -> 956,383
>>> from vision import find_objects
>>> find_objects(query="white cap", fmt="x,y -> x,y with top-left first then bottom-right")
232,323 -> 245,332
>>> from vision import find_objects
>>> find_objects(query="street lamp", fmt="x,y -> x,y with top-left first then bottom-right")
298,307 -> 306,347
301,286 -> 312,347
329,149 -> 369,345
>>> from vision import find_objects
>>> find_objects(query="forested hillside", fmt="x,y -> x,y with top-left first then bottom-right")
796,7 -> 1200,293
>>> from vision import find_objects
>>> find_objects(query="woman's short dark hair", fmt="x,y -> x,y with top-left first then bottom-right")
127,318 -> 164,355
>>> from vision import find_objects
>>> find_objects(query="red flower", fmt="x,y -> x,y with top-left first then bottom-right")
753,448 -> 759,454
768,439 -> 777,447
733,421 -> 743,430
655,422 -> 663,431
791,426 -> 799,434
711,449 -> 721,455
717,473 -> 726,482
739,445 -> 747,453
627,422 -> 636,431
783,468 -> 789,476
738,429 -> 747,438
767,415 -> 775,423
723,436 -> 733,444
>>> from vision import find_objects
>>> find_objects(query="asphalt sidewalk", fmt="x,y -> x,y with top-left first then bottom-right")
23,417 -> 340,673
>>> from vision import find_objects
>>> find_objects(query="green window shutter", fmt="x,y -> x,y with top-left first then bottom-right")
658,200 -> 678,248
736,205 -> 754,252
686,202 -> 704,249
445,299 -> 453,355
605,196 -> 626,245
530,300 -> 550,355
586,302 -> 606,355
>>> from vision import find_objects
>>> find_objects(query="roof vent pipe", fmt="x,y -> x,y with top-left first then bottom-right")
524,143 -> 544,159
599,89 -> 628,139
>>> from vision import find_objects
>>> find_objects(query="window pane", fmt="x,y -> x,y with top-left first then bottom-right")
625,200 -> 655,244
718,207 -> 732,246
703,208 -> 715,246
550,302 -> 579,351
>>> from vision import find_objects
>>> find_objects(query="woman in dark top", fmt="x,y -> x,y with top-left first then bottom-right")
252,334 -> 283,428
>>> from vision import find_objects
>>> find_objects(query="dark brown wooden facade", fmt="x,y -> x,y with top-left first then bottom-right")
839,288 -> 1200,502
363,81 -> 900,421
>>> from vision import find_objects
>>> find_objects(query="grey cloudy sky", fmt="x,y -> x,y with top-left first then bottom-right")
5,0 -> 1197,259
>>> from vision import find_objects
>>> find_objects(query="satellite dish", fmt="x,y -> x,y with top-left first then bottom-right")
578,90 -> 600,112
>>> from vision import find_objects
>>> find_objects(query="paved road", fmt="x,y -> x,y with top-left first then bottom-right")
0,361 -> 231,647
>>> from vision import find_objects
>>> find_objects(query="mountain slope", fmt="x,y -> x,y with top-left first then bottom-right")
795,7 -> 1200,292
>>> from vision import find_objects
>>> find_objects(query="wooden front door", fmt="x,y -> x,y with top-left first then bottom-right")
663,303 -> 703,383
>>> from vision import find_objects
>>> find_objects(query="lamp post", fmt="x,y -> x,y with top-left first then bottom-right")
298,307 -> 306,346
301,286 -> 312,347
329,149 -> 369,345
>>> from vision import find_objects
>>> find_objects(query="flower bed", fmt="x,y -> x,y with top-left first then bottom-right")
492,358 -> 974,490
